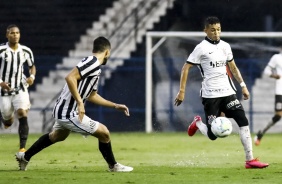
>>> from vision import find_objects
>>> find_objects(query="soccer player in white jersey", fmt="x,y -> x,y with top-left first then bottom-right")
254,48 -> 282,146
0,24 -> 36,153
16,36 -> 133,172
174,17 -> 269,169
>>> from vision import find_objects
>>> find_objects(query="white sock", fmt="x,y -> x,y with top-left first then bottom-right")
239,126 -> 254,161
196,121 -> 208,137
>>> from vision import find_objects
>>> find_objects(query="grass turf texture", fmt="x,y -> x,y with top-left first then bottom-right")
0,132 -> 281,184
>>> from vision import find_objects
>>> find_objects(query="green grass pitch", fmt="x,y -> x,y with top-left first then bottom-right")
0,132 -> 281,184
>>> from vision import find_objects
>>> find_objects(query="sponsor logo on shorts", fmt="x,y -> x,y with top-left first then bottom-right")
226,99 -> 240,109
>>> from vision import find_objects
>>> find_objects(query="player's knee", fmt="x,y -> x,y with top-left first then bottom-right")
272,114 -> 281,123
49,135 -> 66,142
2,116 -> 13,127
2,112 -> 13,121
101,128 -> 110,142
238,118 -> 248,127
96,124 -> 110,143
230,110 -> 249,127
207,130 -> 217,141
16,109 -> 27,118
3,119 -> 13,127
49,130 -> 69,142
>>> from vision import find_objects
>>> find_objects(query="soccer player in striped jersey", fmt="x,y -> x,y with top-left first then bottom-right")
16,36 -> 133,172
174,16 -> 269,169
0,24 -> 36,153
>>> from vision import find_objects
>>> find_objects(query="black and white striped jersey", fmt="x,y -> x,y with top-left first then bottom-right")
0,42 -> 34,90
53,56 -> 101,120
187,37 -> 236,98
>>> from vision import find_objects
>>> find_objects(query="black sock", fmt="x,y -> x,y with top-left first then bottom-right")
24,133 -> 54,161
99,141 -> 117,167
18,117 -> 29,149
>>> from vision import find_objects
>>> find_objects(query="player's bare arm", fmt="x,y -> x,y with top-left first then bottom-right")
228,60 -> 250,100
87,91 -> 130,116
26,65 -> 37,86
174,62 -> 193,106
65,67 -> 85,121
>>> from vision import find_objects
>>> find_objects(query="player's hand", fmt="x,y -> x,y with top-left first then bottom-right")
77,102 -> 85,122
174,91 -> 185,106
0,82 -> 11,91
115,104 -> 130,116
242,87 -> 250,100
274,74 -> 280,79
26,77 -> 34,86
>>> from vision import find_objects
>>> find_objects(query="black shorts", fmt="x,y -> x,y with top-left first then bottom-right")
275,95 -> 282,111
202,94 -> 248,140
202,94 -> 244,125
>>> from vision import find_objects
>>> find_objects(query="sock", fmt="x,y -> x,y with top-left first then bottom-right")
99,141 -> 117,167
196,121 -> 208,137
262,115 -> 281,134
18,117 -> 29,149
24,133 -> 54,161
239,126 -> 253,161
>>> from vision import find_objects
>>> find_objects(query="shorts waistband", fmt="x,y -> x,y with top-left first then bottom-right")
1,87 -> 22,96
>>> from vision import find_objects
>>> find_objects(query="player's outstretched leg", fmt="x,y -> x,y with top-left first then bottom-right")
187,115 -> 201,136
15,133 -> 55,171
254,114 -> 281,146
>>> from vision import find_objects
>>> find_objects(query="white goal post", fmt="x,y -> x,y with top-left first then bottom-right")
145,31 -> 282,133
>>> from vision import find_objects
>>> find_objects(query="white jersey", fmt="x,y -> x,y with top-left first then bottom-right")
263,52 -> 282,95
187,37 -> 236,98
53,56 -> 101,120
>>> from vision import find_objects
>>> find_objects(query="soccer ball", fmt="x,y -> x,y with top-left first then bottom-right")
211,117 -> 232,138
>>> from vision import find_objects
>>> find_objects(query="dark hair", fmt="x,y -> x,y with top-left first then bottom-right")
6,24 -> 19,32
92,36 -> 111,53
204,17 -> 220,28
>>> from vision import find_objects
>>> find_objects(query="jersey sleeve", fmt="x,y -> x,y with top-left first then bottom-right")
76,56 -> 100,79
92,77 -> 100,91
23,47 -> 34,67
267,54 -> 277,68
226,43 -> 233,62
186,45 -> 202,65
264,54 -> 277,75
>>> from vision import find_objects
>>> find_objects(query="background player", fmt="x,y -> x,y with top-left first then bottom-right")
254,48 -> 282,145
16,36 -> 133,172
174,16 -> 269,169
0,24 -> 36,153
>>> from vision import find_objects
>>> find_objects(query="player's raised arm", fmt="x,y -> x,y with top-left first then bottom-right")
174,62 -> 193,106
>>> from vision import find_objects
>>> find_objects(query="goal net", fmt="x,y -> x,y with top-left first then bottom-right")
145,31 -> 282,133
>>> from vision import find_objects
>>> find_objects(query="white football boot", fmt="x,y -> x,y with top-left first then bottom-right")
15,152 -> 29,171
109,163 -> 133,172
